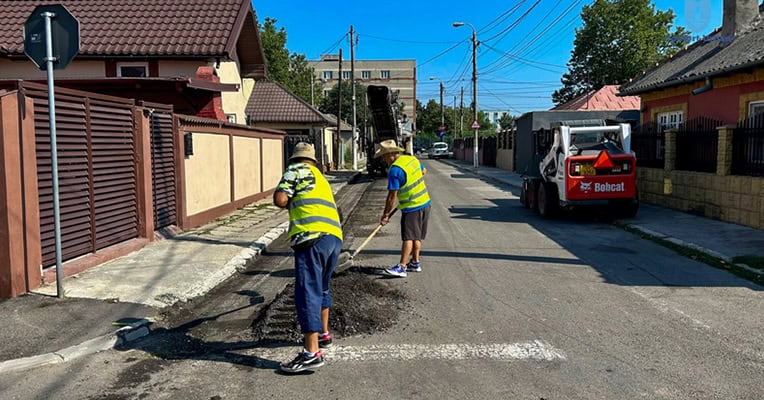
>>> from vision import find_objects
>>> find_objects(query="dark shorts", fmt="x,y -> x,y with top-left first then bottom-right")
400,205 -> 430,241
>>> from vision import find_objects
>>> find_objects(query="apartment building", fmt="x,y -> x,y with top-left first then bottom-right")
483,110 -> 514,130
309,54 -> 417,124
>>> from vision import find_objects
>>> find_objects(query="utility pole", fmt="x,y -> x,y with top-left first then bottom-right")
350,25 -> 358,170
460,86 -> 464,138
336,48 -> 342,169
439,81 -> 444,128
471,28 -> 478,168
453,95 -> 457,136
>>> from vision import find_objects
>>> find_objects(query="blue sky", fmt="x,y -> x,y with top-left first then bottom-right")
252,0 -> 723,114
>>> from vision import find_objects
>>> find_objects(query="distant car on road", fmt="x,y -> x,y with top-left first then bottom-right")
428,142 -> 452,159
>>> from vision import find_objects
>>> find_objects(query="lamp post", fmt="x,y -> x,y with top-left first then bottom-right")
453,21 -> 479,168
429,77 -> 445,129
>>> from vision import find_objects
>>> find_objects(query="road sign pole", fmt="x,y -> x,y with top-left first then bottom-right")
43,11 -> 64,298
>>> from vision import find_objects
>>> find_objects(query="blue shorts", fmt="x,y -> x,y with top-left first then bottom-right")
293,234 -> 342,333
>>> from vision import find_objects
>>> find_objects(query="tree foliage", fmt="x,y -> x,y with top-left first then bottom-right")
552,0 -> 687,105
258,18 -> 323,105
416,98 -> 497,137
319,80 -> 371,130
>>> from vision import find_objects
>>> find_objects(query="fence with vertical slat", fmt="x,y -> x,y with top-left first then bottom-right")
20,82 -> 138,268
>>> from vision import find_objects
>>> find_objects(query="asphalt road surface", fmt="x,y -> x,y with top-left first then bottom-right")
1,159 -> 762,400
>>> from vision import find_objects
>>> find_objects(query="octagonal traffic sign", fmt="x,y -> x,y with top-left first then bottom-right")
23,4 -> 80,70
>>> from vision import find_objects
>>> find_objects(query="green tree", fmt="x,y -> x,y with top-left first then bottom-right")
319,80 -> 370,129
552,0 -> 687,105
498,112 -> 515,131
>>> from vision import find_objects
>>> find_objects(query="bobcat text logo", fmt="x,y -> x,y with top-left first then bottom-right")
594,182 -> 625,192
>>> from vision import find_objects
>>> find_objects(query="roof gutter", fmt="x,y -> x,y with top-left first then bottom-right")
621,57 -> 764,96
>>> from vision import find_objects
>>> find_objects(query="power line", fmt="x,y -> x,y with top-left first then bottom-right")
319,33 -> 349,56
358,33 -> 456,45
481,0 -> 543,44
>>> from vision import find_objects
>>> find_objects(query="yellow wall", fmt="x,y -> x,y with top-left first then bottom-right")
233,136 -> 261,200
158,61 -> 204,77
217,61 -> 248,123
184,133 -> 231,215
262,139 -> 283,190
0,59 -> 104,79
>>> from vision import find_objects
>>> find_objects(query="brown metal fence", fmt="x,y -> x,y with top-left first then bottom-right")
19,82 -> 138,267
143,102 -> 176,229
732,115 -> 764,177
676,116 -> 720,173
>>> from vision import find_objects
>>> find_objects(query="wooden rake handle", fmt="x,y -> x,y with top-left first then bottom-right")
351,209 -> 398,258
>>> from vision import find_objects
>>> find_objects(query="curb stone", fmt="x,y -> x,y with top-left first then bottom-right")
0,319 -> 152,374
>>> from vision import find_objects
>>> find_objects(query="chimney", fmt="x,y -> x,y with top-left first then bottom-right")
722,0 -> 760,37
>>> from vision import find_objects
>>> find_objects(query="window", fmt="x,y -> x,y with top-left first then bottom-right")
748,100 -> 764,117
362,70 -> 371,79
117,62 -> 148,77
323,71 -> 333,79
380,70 -> 391,79
342,71 -> 352,79
657,110 -> 683,131
324,89 -> 331,97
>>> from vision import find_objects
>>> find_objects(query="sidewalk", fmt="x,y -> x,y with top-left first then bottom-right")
0,172 -> 359,374
440,158 -> 764,272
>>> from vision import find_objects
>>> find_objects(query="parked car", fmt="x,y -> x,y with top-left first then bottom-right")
428,142 -> 452,159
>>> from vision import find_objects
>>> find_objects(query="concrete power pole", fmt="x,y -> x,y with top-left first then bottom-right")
460,86 -> 464,138
336,48 -> 342,169
350,25 -> 358,170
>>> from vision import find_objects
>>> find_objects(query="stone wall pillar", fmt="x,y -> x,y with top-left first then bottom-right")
716,125 -> 735,176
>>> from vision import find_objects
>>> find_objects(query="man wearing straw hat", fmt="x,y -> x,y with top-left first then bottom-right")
273,142 -> 343,373
374,139 -> 431,278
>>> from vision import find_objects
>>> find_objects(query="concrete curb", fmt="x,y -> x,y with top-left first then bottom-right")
0,319 -> 152,374
176,221 -> 290,305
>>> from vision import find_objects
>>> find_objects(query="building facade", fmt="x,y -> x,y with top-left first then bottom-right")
482,110 -> 513,130
309,55 -> 417,125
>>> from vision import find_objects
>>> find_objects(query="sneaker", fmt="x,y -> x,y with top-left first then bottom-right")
406,261 -> 422,272
384,264 -> 407,277
318,332 -> 333,349
280,351 -> 325,374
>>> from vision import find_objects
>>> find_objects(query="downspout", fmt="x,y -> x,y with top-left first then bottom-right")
692,77 -> 713,95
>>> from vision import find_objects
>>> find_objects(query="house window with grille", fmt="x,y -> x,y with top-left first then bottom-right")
748,101 -> 764,118
362,70 -> 371,79
657,110 -> 683,131
323,71 -> 333,80
380,70 -> 391,79
117,62 -> 149,77
342,71 -> 352,79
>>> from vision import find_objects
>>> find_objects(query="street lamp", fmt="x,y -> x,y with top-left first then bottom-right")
453,21 -> 479,168
428,77 -> 445,129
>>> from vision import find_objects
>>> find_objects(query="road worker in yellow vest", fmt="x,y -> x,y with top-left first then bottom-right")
375,139 -> 432,278
273,142 -> 343,373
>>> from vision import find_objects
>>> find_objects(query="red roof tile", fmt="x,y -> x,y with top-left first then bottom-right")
246,81 -> 329,124
0,0 -> 254,58
552,85 -> 640,111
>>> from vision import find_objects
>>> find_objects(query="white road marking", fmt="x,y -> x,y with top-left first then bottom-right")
251,340 -> 565,362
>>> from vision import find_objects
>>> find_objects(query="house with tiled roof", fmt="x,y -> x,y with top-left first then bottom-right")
0,0 -> 267,122
619,0 -> 764,230
552,85 -> 640,112
620,0 -> 764,126
247,81 -> 358,169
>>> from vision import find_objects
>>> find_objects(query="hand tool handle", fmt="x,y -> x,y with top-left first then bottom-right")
351,208 -> 397,258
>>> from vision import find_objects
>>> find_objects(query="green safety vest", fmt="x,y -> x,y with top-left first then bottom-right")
287,164 -> 343,241
393,155 -> 431,212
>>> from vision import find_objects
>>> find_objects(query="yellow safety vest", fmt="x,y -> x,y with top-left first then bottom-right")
392,155 -> 431,212
287,164 -> 343,241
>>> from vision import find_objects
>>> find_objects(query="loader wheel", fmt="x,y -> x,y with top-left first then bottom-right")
537,182 -> 558,219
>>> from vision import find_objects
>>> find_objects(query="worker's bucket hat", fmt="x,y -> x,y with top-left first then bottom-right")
289,142 -> 317,163
373,139 -> 404,158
